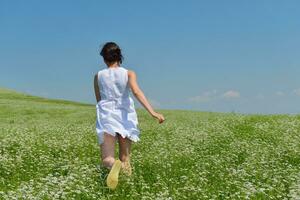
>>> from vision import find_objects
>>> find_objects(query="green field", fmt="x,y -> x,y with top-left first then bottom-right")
1,88 -> 300,199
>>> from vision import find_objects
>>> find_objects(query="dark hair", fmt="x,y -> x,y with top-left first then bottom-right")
100,42 -> 123,64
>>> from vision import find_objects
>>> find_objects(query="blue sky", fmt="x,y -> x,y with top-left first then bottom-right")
1,0 -> 300,114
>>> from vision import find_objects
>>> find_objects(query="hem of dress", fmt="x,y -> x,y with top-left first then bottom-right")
96,129 -> 140,145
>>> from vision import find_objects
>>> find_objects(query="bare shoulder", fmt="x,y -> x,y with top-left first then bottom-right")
127,69 -> 136,78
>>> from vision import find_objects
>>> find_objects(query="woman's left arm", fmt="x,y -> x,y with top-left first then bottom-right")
94,73 -> 101,103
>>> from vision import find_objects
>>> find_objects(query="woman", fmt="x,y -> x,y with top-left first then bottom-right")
94,42 -> 165,189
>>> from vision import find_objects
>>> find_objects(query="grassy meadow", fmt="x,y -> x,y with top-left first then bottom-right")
1,88 -> 300,199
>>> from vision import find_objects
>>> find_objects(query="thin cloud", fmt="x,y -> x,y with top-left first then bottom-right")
148,98 -> 161,108
293,89 -> 300,96
255,93 -> 265,100
275,91 -> 285,96
187,90 -> 217,103
188,89 -> 241,102
222,90 -> 240,99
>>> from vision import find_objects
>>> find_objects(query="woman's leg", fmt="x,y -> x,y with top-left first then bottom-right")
117,133 -> 132,175
100,132 -> 116,169
117,133 -> 131,162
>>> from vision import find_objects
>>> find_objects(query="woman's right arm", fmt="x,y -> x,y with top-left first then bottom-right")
128,70 -> 165,124
94,73 -> 101,103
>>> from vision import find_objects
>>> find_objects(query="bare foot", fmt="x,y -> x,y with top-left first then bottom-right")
121,161 -> 132,176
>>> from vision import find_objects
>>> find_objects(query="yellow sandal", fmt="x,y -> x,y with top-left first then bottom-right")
106,160 -> 122,190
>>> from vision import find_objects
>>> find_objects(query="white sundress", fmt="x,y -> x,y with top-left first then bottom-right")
95,66 -> 140,144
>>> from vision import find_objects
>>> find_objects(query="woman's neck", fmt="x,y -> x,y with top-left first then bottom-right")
107,62 -> 120,68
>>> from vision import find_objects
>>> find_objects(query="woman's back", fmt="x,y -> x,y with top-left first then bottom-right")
98,66 -> 130,100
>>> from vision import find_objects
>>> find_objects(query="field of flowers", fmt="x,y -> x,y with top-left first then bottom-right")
1,88 -> 300,199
